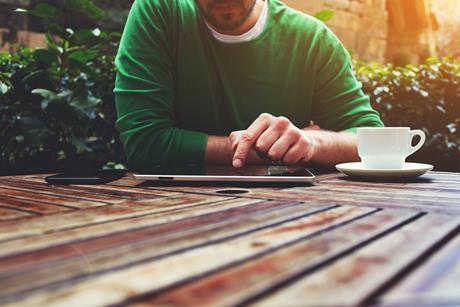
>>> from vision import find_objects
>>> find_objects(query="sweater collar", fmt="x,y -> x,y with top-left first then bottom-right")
205,0 -> 268,43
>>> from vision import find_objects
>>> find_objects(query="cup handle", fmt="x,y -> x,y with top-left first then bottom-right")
408,129 -> 426,156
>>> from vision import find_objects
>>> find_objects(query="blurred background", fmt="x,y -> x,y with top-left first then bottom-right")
2,0 -> 459,64
0,0 -> 459,175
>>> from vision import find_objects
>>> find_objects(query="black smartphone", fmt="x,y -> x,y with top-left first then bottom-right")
45,170 -> 127,185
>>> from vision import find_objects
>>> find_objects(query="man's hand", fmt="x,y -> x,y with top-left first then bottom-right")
230,113 -> 317,168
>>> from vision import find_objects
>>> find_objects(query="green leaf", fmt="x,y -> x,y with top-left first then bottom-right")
15,135 -> 25,143
20,48 -> 32,57
18,116 -> 50,147
48,24 -> 69,40
22,70 -> 48,84
31,89 -> 58,100
109,32 -> 122,39
0,81 -> 8,95
74,29 -> 95,42
314,9 -> 335,23
68,50 -> 98,63
31,89 -> 59,109
70,96 -> 101,110
69,134 -> 92,153
67,0 -> 104,19
33,49 -> 59,65
73,29 -> 102,45
18,4 -> 62,19
103,162 -> 127,170
45,33 -> 59,51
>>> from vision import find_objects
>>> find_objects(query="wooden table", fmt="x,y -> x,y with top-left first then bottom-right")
0,171 -> 459,306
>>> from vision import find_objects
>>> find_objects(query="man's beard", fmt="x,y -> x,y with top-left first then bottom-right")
198,0 -> 258,32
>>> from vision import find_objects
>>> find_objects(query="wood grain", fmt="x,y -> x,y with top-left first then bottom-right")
254,214 -> 460,306
0,206 -> 32,220
3,205 -> 373,307
382,230 -> 460,306
133,209 -> 419,306
0,194 -> 230,242
0,200 -> 331,300
0,186 -> 109,209
6,177 -> 184,198
0,195 -> 74,214
0,198 -> 260,258
0,171 -> 459,307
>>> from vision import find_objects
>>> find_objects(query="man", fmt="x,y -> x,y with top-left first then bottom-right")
114,0 -> 383,171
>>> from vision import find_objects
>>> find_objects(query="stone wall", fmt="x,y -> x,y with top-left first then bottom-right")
284,0 -> 460,63
431,0 -> 460,57
284,0 -> 388,63
0,28 -> 45,51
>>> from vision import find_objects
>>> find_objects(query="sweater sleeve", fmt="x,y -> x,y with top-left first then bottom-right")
114,0 -> 208,171
311,25 -> 384,133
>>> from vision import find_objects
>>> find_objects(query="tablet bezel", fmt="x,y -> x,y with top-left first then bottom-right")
132,167 -> 315,183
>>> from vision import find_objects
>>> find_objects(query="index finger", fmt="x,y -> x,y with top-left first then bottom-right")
233,114 -> 271,168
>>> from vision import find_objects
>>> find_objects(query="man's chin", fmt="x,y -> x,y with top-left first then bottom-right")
208,17 -> 246,32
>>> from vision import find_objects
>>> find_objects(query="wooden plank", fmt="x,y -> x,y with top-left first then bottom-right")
0,199 -> 319,274
254,214 -> 460,306
6,177 -> 183,198
0,174 -> 49,181
0,187 -> 110,209
320,175 -> 460,187
0,200 -> 331,299
299,184 -> 460,200
319,183 -> 460,194
0,182 -> 144,204
247,185 -> 460,214
0,194 -> 230,242
17,175 -> 275,202
128,182 -> 288,199
382,231 -> 460,306
126,172 -> 460,214
320,176 -> 460,190
0,195 -> 74,214
0,207 -> 32,221
129,209 -> 419,306
3,205 -> 374,307
0,198 -> 260,258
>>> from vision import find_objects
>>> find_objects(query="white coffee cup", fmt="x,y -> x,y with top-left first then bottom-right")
357,127 -> 426,169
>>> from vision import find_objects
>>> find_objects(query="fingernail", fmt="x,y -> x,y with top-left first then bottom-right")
233,159 -> 242,168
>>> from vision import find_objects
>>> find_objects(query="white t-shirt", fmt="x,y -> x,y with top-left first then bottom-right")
205,0 -> 268,43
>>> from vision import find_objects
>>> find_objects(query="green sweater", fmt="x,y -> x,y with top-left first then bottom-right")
114,0 -> 383,170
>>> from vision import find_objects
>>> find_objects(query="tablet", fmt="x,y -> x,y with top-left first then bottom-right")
133,164 -> 315,183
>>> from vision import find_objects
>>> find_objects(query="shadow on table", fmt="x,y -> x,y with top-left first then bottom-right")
336,175 -> 434,184
137,180 -> 315,195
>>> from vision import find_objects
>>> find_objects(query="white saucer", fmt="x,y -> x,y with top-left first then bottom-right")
335,162 -> 433,178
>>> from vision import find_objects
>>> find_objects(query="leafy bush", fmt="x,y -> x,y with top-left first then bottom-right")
356,57 -> 460,171
0,1 -> 459,174
0,0 -> 124,175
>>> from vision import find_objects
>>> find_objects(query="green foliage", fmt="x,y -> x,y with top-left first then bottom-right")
314,9 -> 336,23
16,4 -> 62,19
1,1 -> 124,175
93,0 -> 133,32
355,58 -> 460,171
67,0 -> 104,19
